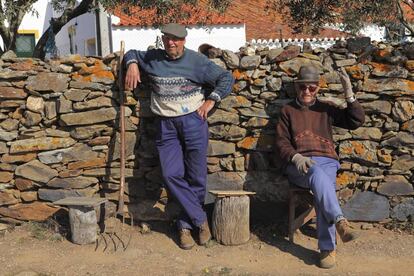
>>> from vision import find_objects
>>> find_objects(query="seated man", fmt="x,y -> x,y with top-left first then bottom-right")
275,65 -> 365,269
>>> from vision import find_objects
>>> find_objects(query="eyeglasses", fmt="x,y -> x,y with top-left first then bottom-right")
298,84 -> 318,92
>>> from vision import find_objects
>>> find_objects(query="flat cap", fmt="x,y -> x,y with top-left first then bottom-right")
295,65 -> 320,83
160,23 -> 187,38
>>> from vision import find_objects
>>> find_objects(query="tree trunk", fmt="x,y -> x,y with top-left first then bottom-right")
33,0 -> 94,59
212,195 -> 250,245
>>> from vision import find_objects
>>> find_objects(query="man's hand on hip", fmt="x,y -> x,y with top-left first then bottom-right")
197,99 -> 215,120
291,153 -> 316,175
125,63 -> 141,90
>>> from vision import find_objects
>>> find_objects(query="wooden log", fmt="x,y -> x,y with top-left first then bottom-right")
68,205 -> 98,245
212,195 -> 250,245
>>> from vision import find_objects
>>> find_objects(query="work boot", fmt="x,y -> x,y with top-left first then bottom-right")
179,229 -> 195,250
336,219 -> 359,243
158,187 -> 169,205
198,220 -> 211,245
319,250 -> 336,269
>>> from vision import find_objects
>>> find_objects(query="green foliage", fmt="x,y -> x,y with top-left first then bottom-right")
273,0 -> 414,37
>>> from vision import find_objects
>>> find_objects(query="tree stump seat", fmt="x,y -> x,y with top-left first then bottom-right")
209,190 -> 256,246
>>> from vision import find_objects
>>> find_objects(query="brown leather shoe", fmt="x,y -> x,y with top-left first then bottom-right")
199,220 -> 211,245
336,219 -> 360,243
319,250 -> 336,269
179,229 -> 195,250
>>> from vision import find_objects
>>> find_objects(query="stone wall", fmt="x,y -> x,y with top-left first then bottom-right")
0,38 -> 414,225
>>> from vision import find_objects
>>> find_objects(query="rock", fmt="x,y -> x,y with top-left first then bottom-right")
266,77 -> 282,91
238,107 -> 269,118
64,89 -> 90,102
0,202 -> 59,221
22,110 -> 42,127
266,48 -> 284,63
336,171 -> 358,187
244,171 -> 289,202
26,72 -> 69,92
47,176 -> 99,189
342,191 -> 390,222
381,132 -> 414,148
347,37 -> 371,54
110,131 -> 138,161
392,101 -> 414,122
0,70 -> 29,80
339,140 -> 378,165
0,191 -> 18,206
274,45 -> 301,62
208,140 -> 236,156
44,101 -> 57,119
361,101 -> 392,114
362,78 -> 414,95
73,96 -> 114,111
26,96 -> 44,113
9,137 -> 76,153
391,198 -> 414,221
334,59 -> 357,67
0,87 -> 27,99
60,107 -> 117,126
1,152 -> 36,164
218,95 -> 251,111
70,124 -> 109,140
20,191 -> 38,202
0,171 -> 13,183
1,50 -> 17,59
207,109 -> 239,124
206,172 -> 245,203
350,127 -> 382,141
391,155 -> 414,171
371,62 -> 408,78
237,135 -> 274,152
70,81 -> 109,91
209,125 -> 247,141
15,178 -> 34,191
377,175 -> 414,196
15,160 -> 58,183
401,119 -> 414,132
0,118 -> 19,131
222,50 -> 240,69
67,158 -> 106,170
38,186 -> 97,202
240,55 -> 261,70
60,144 -> 99,163
0,130 -> 18,141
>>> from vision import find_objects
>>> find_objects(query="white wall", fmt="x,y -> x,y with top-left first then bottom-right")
54,12 -> 96,56
111,23 -> 246,53
358,25 -> 387,42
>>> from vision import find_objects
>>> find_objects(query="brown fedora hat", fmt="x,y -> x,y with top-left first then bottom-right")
295,65 -> 320,83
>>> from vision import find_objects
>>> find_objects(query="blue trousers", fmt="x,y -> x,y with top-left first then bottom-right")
286,156 -> 343,250
155,111 -> 208,230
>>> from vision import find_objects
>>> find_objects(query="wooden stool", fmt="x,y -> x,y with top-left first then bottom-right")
54,197 -> 107,245
288,185 -> 316,243
209,190 -> 255,245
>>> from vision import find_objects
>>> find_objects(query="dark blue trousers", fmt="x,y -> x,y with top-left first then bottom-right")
155,111 -> 208,230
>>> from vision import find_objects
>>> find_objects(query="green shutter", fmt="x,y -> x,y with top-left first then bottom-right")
15,34 -> 36,57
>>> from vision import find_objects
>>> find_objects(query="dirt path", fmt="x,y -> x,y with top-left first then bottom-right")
0,221 -> 413,276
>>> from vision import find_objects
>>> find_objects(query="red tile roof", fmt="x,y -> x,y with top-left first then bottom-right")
113,4 -> 242,27
112,0 -> 414,40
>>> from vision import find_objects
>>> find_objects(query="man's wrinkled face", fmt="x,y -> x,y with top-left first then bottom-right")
295,82 -> 320,105
162,34 -> 185,59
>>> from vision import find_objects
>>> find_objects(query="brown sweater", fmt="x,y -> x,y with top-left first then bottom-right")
275,99 -> 365,164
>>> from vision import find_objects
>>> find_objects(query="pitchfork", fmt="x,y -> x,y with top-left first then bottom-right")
96,41 -> 134,252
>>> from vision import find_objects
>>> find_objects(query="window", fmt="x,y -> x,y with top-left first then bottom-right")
15,34 -> 36,57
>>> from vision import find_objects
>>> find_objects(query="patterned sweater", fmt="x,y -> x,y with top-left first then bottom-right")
275,99 -> 365,164
124,48 -> 234,117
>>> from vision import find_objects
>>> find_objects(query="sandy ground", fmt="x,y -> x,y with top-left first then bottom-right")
0,219 -> 413,276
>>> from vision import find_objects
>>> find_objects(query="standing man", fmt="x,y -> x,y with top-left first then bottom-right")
124,23 -> 234,249
275,65 -> 365,268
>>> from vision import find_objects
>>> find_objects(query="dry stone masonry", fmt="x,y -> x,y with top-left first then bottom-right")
0,38 -> 414,227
